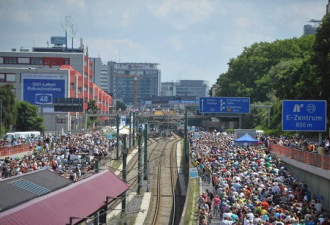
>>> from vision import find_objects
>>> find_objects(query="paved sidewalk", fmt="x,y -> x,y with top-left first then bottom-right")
200,178 -> 221,225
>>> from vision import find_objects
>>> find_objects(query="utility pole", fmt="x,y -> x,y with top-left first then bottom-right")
138,127 -> 142,195
93,211 -> 99,225
184,108 -> 188,163
144,123 -> 148,180
122,134 -> 127,214
129,111 -> 132,149
133,112 -> 136,147
116,113 -> 120,160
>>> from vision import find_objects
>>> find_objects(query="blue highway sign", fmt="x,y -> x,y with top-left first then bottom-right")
282,100 -> 327,132
21,73 -> 67,113
199,97 -> 250,114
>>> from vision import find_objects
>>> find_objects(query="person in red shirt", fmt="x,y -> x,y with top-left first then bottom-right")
213,195 -> 221,218
260,200 -> 269,210
245,188 -> 252,199
202,192 -> 207,202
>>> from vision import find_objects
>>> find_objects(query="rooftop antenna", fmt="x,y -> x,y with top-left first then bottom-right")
70,22 -> 78,52
61,16 -> 71,51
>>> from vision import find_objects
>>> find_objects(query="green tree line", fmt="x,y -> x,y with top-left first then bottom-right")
0,84 -> 45,137
215,14 -> 330,135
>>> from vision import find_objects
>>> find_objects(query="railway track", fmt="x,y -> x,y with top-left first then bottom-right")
149,134 -> 180,225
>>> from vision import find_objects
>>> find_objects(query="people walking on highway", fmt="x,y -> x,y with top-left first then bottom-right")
191,131 -> 329,225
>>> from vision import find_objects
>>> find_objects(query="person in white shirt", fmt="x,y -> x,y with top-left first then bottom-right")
221,216 -> 233,225
272,183 -> 280,194
315,200 -> 322,213
223,209 -> 233,220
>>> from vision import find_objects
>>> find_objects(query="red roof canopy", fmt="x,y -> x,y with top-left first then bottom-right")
0,170 -> 128,225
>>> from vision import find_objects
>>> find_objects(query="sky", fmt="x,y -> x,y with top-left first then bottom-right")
0,0 -> 327,87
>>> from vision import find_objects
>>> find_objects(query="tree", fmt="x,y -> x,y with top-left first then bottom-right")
15,101 -> 44,131
86,100 -> 99,127
215,34 -> 316,132
0,84 -> 17,131
312,14 -> 330,124
216,36 -> 315,103
86,100 -> 99,113
116,100 -> 127,111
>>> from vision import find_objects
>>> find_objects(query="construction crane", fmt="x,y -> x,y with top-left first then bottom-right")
308,19 -> 322,26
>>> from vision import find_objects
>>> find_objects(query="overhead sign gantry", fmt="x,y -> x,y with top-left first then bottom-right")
199,97 -> 250,114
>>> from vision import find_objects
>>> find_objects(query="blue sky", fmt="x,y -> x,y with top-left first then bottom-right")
0,0 -> 326,86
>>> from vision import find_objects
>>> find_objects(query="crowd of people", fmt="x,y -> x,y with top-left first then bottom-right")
0,130 -> 118,181
191,131 -> 329,225
264,136 -> 330,155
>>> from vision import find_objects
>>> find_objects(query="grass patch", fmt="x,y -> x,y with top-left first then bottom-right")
184,177 -> 200,225
110,159 -> 122,172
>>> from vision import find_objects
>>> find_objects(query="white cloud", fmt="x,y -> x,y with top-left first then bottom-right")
270,2 -> 324,31
67,0 -> 86,11
235,17 -> 252,28
14,11 -> 32,24
86,38 -> 148,62
121,10 -> 131,27
169,35 -> 183,51
147,0 -> 217,30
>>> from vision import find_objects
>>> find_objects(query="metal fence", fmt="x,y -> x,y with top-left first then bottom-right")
270,143 -> 330,170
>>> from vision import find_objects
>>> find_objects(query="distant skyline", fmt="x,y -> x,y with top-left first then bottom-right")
0,0 -> 327,86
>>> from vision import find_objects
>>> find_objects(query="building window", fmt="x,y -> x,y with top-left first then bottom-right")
70,83 -> 75,89
18,58 -> 29,64
4,57 -> 17,64
6,74 -> 16,82
0,57 -> 3,64
78,87 -> 82,93
0,74 -> 5,82
31,58 -> 43,65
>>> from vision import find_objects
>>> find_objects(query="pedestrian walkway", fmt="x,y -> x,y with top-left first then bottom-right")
134,192 -> 151,224
114,149 -> 138,176
200,178 -> 221,225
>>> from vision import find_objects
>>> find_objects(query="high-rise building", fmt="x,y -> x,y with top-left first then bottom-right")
107,62 -> 161,108
303,24 -> 317,35
175,80 -> 209,99
91,57 -> 109,92
91,57 -> 102,87
161,82 -> 176,96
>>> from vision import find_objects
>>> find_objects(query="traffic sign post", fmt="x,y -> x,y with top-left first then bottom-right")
282,100 -> 327,132
199,97 -> 250,114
